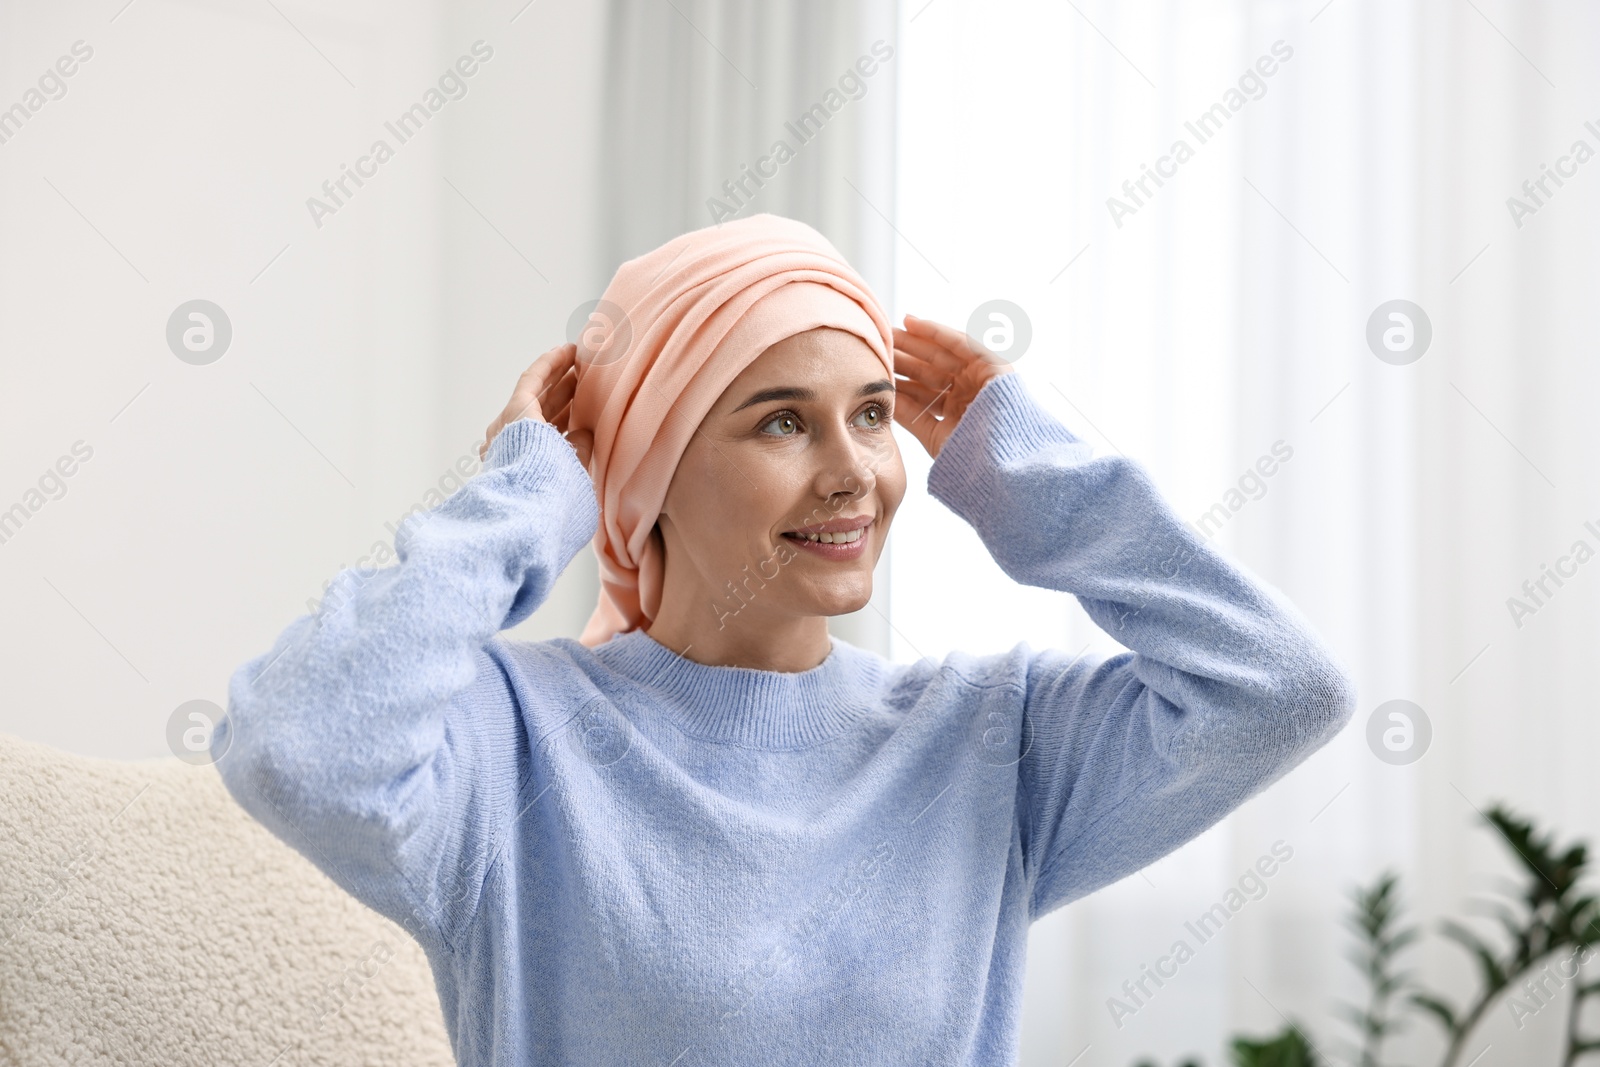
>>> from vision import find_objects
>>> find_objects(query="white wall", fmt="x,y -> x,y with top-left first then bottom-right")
0,0 -> 608,758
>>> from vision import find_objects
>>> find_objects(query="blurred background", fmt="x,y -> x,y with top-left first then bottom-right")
3,1 -> 1598,1064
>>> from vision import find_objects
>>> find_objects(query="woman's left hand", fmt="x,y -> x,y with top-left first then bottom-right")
892,314 -> 1015,460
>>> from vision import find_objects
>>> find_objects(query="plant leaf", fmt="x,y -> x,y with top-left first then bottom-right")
1410,993 -> 1459,1035
1439,919 -> 1509,990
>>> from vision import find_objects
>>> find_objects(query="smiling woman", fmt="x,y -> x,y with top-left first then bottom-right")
214,212 -> 1356,1067
645,326 -> 908,669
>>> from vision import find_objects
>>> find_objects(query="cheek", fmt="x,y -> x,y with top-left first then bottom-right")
666,452 -> 729,539
887,459 -> 908,502
740,457 -> 812,518
872,453 -> 908,515
682,450 -> 800,541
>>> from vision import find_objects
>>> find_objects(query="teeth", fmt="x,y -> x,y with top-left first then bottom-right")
793,526 -> 864,544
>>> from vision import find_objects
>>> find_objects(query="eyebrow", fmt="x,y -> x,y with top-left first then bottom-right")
730,379 -> 895,413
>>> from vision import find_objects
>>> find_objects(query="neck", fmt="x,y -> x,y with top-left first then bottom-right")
643,605 -> 833,673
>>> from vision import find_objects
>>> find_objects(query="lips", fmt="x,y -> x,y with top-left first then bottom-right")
777,518 -> 870,547
781,515 -> 873,552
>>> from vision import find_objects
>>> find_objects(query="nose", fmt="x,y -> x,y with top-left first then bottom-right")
811,414 -> 893,501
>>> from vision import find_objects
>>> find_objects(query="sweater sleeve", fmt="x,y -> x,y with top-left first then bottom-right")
211,417 -> 600,953
923,373 -> 1357,921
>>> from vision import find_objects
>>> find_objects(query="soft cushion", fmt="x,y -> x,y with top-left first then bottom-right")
0,731 -> 454,1065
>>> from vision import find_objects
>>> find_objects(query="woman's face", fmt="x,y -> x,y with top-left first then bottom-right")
655,326 -> 907,628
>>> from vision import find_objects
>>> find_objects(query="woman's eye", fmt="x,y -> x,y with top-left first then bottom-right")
857,403 -> 890,429
760,412 -> 800,436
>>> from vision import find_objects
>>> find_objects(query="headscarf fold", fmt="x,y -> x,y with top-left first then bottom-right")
570,213 -> 894,647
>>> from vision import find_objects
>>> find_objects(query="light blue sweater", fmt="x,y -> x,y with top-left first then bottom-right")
215,371 -> 1356,1066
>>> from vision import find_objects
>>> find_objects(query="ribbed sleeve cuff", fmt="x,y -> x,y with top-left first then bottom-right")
926,372 -> 1090,522
483,418 -> 590,493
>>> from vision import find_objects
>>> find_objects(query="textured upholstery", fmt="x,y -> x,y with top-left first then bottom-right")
0,731 -> 454,1066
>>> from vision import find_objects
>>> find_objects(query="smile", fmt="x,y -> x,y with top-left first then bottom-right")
780,517 -> 873,560
784,527 -> 865,544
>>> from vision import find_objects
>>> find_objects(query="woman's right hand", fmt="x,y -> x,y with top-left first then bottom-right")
479,342 -> 594,469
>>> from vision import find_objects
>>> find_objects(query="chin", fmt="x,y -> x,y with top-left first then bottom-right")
807,580 -> 874,617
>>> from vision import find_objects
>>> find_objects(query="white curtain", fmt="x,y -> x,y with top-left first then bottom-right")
892,1 -> 1600,1065
597,0 -> 901,654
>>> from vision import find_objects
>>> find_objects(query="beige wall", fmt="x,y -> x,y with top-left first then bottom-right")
0,1 -> 608,758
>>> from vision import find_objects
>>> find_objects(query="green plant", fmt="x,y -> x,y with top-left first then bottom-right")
1565,962 -> 1600,1067
1125,804 -> 1600,1067
1332,871 -> 1418,1067
1411,805 -> 1600,1067
1229,1025 -> 1321,1067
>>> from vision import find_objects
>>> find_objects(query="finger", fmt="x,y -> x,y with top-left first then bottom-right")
511,344 -> 578,410
509,349 -> 559,402
482,346 -> 577,459
893,326 -> 965,376
902,315 -> 995,367
894,331 -> 965,380
503,391 -> 538,426
548,394 -> 574,435
489,350 -> 579,454
480,415 -> 506,460
894,376 -> 949,426
537,366 -> 579,423
890,385 -> 939,457
895,367 -> 950,406
507,362 -> 577,425
524,341 -> 577,382
893,371 -> 941,403
891,346 -> 949,390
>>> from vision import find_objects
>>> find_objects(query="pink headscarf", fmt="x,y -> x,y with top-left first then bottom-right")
570,213 -> 895,648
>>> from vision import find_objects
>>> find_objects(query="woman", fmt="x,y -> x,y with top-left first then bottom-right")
215,213 -> 1356,1065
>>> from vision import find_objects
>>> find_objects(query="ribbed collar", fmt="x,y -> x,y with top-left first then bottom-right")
591,629 -> 870,748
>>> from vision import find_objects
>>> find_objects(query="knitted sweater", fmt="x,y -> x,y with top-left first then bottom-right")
214,371 -> 1357,1066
